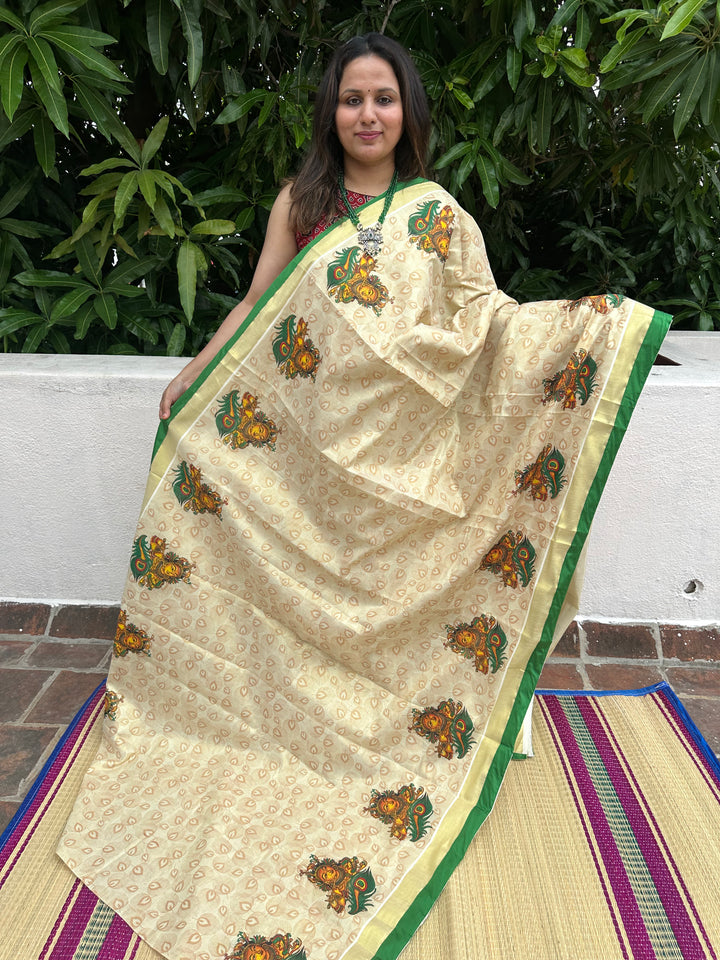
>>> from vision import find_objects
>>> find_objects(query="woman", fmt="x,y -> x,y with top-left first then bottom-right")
59,34 -> 669,960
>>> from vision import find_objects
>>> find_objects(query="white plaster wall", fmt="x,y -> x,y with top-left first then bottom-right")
0,332 -> 717,624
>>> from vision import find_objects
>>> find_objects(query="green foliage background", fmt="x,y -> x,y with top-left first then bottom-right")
1,0 -> 718,355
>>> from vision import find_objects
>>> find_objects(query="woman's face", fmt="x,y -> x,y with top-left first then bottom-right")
335,54 -> 404,172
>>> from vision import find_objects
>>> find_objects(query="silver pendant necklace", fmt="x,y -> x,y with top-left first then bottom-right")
337,169 -> 399,258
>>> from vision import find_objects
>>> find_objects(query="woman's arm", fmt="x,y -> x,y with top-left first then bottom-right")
159,184 -> 298,419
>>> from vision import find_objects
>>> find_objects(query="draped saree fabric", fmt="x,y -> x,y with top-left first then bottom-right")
57,179 -> 671,960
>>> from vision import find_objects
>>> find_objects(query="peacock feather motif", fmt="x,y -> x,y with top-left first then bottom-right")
444,614 -> 508,674
326,246 -> 390,314
407,200 -> 455,262
479,530 -> 536,589
409,699 -> 475,760
364,783 -> 433,841
514,444 -> 566,501
300,854 -> 376,915
215,390 -> 280,451
272,314 -> 321,381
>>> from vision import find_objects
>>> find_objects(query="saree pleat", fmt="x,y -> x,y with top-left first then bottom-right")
57,179 -> 671,960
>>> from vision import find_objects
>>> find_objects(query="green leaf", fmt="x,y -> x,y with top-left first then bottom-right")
673,53 -> 708,137
661,0 -> 707,40
700,47 -> 720,125
94,291 -> 118,328
15,268 -> 76,288
599,28 -> 647,74
576,6 -> 591,48
536,81 -> 553,151
434,140 -> 472,169
472,58 -> 506,101
214,89 -> 266,125
29,60 -> 69,135
41,28 -> 127,82
33,113 -> 56,175
50,283 -> 96,321
0,217 -> 44,238
640,56 -> 697,123
476,153 -> 500,207
548,0 -> 583,30
152,194 -> 176,236
140,115 -> 169,166
28,0 -> 91,33
234,208 -> 254,231
113,170 -> 138,231
137,169 -> 158,208
0,172 -> 36,218
177,238 -> 200,319
0,8 -> 24,29
73,80 -> 140,161
0,309 -> 44,337
192,186 -> 248,206
146,0 -> 175,75
452,87 -> 475,109
506,46 -> 522,91
166,321 -> 186,355
190,219 -> 236,236
173,0 -> 202,88
27,36 -> 63,95
81,157 -> 136,176
0,36 -> 27,121
23,322 -> 51,353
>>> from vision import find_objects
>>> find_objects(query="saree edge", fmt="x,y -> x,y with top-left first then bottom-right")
368,305 -> 672,960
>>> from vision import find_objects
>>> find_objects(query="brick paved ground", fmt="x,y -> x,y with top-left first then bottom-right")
1,602 -> 718,836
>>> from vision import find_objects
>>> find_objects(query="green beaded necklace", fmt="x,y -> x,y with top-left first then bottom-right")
337,169 -> 399,258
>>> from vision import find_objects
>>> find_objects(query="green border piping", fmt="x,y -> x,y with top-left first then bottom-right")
372,307 -> 672,960
151,178 -> 426,461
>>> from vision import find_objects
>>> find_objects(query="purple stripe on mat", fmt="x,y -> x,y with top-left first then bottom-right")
652,691 -> 720,802
49,883 -> 100,959
39,878 -> 82,960
542,695 -> 657,960
591,697 -> 718,960
96,914 -> 136,960
576,697 -> 710,959
0,691 -> 104,889
537,697 -> 630,960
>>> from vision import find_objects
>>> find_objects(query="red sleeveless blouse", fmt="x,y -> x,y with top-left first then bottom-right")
295,189 -> 374,251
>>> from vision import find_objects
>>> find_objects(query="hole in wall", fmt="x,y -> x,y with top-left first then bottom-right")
683,579 -> 703,596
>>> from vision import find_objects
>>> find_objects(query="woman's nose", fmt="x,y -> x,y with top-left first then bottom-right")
359,98 -> 376,123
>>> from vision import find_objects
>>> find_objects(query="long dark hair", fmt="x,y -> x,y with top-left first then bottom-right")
290,34 -> 431,235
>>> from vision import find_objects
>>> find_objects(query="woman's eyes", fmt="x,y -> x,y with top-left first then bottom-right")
342,96 -> 395,106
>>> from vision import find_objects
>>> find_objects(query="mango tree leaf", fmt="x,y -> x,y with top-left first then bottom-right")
140,115 -> 169,166
700,46 -> 720,125
476,153 -> 500,207
15,268 -> 76,287
173,0 -> 203,88
506,45 -> 522,91
41,27 -> 127,83
599,28 -> 648,73
214,89 -> 266,124
674,53 -> 708,137
434,140 -> 472,169
536,80 -> 553,151
26,36 -> 63,95
113,170 -> 139,231
0,309 -> 45,337
137,169 -> 158,208
640,56 -> 697,123
190,218 -> 236,235
28,0 -> 90,32
166,321 -> 186,355
94,291 -> 118,328
146,0 -> 175,75
50,283 -> 96,321
0,36 -> 27,121
33,113 -> 56,175
0,172 -> 36,218
177,238 -> 200,319
29,63 -> 69,135
72,80 -> 140,161
547,0 -> 583,30
0,8 -> 24,29
81,156 -> 136,176
661,0 -> 707,40
151,194 -> 176,236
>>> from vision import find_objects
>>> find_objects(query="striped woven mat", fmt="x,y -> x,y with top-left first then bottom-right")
2,682 -> 718,960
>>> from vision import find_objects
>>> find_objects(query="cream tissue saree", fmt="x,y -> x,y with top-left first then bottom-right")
58,179 -> 670,960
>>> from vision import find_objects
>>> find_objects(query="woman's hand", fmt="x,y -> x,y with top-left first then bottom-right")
159,374 -> 191,420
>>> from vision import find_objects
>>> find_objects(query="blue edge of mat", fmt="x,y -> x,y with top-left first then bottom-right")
2,679 -> 719,854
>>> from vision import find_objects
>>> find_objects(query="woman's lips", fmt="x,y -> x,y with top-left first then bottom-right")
357,132 -> 381,141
